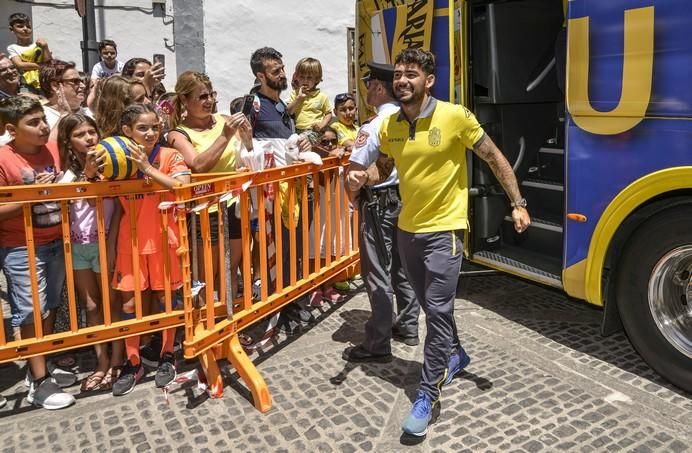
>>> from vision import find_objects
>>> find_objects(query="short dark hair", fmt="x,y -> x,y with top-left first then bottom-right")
122,58 -> 151,77
8,13 -> 30,27
333,92 -> 355,109
394,48 -> 436,76
380,80 -> 394,98
0,96 -> 43,126
250,47 -> 283,76
39,59 -> 77,98
98,39 -> 117,53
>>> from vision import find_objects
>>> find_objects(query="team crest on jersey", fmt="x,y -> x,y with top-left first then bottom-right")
428,127 -> 442,147
355,130 -> 369,148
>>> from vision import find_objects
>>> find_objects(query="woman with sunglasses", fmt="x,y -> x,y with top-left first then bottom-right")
168,71 -> 251,300
39,59 -> 91,141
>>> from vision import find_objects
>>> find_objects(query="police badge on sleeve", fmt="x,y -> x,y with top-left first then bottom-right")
355,130 -> 369,148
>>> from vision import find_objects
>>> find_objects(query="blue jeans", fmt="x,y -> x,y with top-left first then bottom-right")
1,239 -> 66,328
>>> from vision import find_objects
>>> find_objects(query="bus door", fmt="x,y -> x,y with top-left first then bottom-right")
467,0 -> 566,289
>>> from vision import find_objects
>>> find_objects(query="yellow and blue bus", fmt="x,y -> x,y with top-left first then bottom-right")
356,0 -> 692,393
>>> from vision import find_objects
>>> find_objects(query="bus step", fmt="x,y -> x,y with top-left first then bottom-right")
502,215 -> 563,257
472,247 -> 562,289
520,179 -> 564,220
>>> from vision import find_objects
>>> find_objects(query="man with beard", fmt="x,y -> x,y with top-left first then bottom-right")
250,47 -> 293,141
343,61 -> 420,364
247,47 -> 314,332
347,48 -> 531,437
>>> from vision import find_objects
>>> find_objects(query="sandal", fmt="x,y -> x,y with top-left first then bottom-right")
80,370 -> 106,391
98,367 -> 118,391
109,366 -> 123,382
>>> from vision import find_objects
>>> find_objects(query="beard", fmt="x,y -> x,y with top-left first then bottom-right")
395,87 -> 424,105
267,77 -> 288,92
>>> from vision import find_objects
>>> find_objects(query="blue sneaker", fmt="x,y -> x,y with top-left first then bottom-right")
402,391 -> 436,436
443,347 -> 471,385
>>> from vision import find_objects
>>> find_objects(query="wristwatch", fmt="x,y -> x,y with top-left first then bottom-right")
511,198 -> 528,209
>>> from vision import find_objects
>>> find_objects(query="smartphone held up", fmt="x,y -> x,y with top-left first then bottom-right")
152,53 -> 165,68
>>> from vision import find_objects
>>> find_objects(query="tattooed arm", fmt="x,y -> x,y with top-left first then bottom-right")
473,134 -> 531,232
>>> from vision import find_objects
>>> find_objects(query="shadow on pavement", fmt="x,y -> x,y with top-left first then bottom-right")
458,273 -> 692,399
329,308 -> 495,403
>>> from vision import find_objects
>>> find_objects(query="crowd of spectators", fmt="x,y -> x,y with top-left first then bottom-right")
0,12 -> 358,410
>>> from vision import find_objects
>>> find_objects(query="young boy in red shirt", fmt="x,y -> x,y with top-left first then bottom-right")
0,96 -> 75,409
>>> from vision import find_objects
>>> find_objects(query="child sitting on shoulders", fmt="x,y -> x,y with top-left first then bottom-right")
6,13 -> 51,94
287,57 -> 332,133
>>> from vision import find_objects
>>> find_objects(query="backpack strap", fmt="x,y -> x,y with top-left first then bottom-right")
172,127 -> 192,143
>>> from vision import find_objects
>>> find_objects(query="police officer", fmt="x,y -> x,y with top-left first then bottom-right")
347,49 -> 531,437
343,61 -> 420,363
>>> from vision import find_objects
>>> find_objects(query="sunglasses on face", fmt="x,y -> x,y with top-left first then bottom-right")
320,138 -> 338,146
61,77 -> 84,87
198,91 -> 217,102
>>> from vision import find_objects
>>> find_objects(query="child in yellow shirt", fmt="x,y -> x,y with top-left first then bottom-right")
287,57 -> 332,133
330,92 -> 358,150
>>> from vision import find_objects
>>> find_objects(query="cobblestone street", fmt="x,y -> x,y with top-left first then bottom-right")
0,274 -> 690,452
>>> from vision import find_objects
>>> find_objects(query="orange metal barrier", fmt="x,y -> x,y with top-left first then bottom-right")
173,157 -> 359,411
0,157 -> 359,412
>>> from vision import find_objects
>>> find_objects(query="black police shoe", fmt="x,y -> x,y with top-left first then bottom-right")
342,345 -> 393,363
392,332 -> 420,346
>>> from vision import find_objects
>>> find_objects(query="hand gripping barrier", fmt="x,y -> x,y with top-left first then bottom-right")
0,157 -> 359,412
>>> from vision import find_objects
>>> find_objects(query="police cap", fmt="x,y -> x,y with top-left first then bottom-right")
362,61 -> 394,83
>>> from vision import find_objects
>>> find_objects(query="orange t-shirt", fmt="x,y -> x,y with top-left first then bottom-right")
117,146 -> 190,256
0,141 -> 62,247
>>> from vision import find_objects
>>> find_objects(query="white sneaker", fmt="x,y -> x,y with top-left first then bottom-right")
25,362 -> 77,389
27,378 -> 75,410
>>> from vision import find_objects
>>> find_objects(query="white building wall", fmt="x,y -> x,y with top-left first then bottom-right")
0,0 -> 355,112
202,0 -> 355,112
0,1 -> 177,89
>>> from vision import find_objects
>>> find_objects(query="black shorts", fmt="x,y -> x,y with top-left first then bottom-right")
189,204 -> 242,244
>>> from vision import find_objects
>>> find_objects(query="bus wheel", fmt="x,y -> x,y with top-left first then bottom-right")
615,207 -> 692,393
